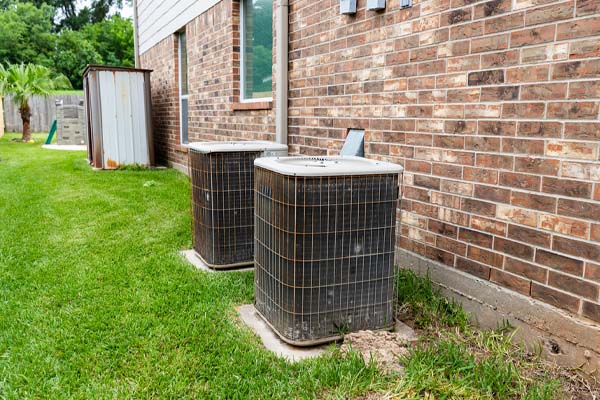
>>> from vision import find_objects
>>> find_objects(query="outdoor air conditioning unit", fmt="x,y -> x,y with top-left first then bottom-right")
189,141 -> 288,269
254,156 -> 404,345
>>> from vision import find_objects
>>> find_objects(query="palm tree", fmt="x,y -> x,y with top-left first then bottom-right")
2,64 -> 71,142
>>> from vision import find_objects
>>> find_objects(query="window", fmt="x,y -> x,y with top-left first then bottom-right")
178,31 -> 189,144
241,0 -> 273,101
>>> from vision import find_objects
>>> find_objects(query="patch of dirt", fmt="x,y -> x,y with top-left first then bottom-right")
340,330 -> 415,374
552,366 -> 600,400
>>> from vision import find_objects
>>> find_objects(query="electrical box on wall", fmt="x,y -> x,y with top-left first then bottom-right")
367,0 -> 386,10
400,0 -> 412,8
340,0 -> 357,14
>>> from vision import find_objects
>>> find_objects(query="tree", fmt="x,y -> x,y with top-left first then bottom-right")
0,2 -> 55,66
28,0 -> 130,31
54,30 -> 102,89
82,15 -> 134,67
2,64 -> 71,142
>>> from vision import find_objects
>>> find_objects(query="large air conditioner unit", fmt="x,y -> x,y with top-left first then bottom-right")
189,141 -> 288,269
254,156 -> 404,345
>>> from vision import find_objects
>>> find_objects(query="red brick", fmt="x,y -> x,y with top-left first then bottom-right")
506,257 -> 547,283
542,177 -> 592,199
515,157 -> 559,175
502,138 -> 545,155
471,215 -> 507,236
511,191 -> 556,213
472,34 -> 509,53
539,214 -> 590,239
531,283 -> 581,314
569,81 -> 600,99
465,136 -> 501,152
499,172 -> 540,191
592,224 -> 600,242
582,301 -> 600,323
558,198 -> 600,222
525,1 -> 574,26
450,21 -> 484,39
521,83 -> 567,100
476,156 -> 511,173
549,271 -> 599,300
481,50 -> 519,68
510,25 -> 555,47
456,257 -> 492,279
577,0 -> 600,16
495,237 -> 534,260
474,0 -> 512,18
468,70 -> 505,86
429,220 -> 458,238
552,60 -> 600,79
502,102 -> 545,119
468,246 -> 504,268
517,122 -> 562,138
462,198 -> 497,217
485,13 -> 524,35
481,86 -> 519,101
491,269 -> 532,295
553,236 -> 600,261
478,120 -> 516,136
569,38 -> 600,58
474,185 -> 510,203
463,167 -> 498,184
459,227 -> 494,248
536,250 -> 584,276
506,65 -> 549,83
547,102 -> 600,120
585,262 -> 600,282
563,122 -> 600,140
426,246 -> 456,267
508,224 -> 551,248
557,16 -> 600,40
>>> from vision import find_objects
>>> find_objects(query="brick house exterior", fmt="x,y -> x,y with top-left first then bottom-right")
138,0 -> 600,371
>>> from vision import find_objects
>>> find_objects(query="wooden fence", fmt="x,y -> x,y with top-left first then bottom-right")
3,94 -> 84,133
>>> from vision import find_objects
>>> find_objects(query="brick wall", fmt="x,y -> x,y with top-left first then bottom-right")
140,0 -> 276,168
287,0 -> 600,323
140,0 -> 600,325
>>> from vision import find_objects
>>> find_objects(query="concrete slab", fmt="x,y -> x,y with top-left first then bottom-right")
179,250 -> 254,273
237,304 -> 329,362
42,144 -> 87,151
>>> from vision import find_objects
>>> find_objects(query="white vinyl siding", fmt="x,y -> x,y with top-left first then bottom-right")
137,0 -> 220,54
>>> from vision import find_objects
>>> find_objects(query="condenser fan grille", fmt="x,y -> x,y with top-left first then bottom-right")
190,150 -> 261,267
254,167 -> 401,345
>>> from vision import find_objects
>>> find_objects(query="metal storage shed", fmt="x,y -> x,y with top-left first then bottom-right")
83,65 -> 154,169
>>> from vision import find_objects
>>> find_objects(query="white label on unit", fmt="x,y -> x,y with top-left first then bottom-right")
340,0 -> 357,14
367,0 -> 386,10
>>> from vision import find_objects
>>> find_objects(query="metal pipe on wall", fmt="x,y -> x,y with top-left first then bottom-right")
133,0 -> 141,68
275,0 -> 289,145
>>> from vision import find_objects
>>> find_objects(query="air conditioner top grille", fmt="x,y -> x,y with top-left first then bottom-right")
188,141 -> 288,154
254,156 -> 403,177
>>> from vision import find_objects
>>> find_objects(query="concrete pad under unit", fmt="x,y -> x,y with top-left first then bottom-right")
179,250 -> 254,273
42,144 -> 87,151
237,304 -> 329,362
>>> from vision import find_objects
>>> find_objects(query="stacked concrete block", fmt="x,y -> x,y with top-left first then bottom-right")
56,100 -> 87,145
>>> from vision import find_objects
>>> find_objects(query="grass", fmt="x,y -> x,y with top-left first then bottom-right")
0,134 -> 383,399
393,269 -> 561,400
0,133 -> 577,399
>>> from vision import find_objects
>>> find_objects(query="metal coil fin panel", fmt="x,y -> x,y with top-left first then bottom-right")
191,150 -> 261,267
254,167 -> 401,344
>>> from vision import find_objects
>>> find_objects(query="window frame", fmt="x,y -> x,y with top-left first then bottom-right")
177,30 -> 189,144
240,0 -> 273,103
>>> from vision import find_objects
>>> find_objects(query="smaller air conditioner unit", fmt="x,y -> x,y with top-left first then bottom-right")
254,156 -> 404,345
189,141 -> 287,269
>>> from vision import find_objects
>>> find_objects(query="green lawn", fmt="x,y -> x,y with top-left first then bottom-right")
0,134 -> 382,399
0,134 -> 581,399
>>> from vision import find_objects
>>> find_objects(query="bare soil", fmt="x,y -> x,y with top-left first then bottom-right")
340,330 -> 414,374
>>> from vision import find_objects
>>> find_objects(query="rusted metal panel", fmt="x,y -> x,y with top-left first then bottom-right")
83,65 -> 154,169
